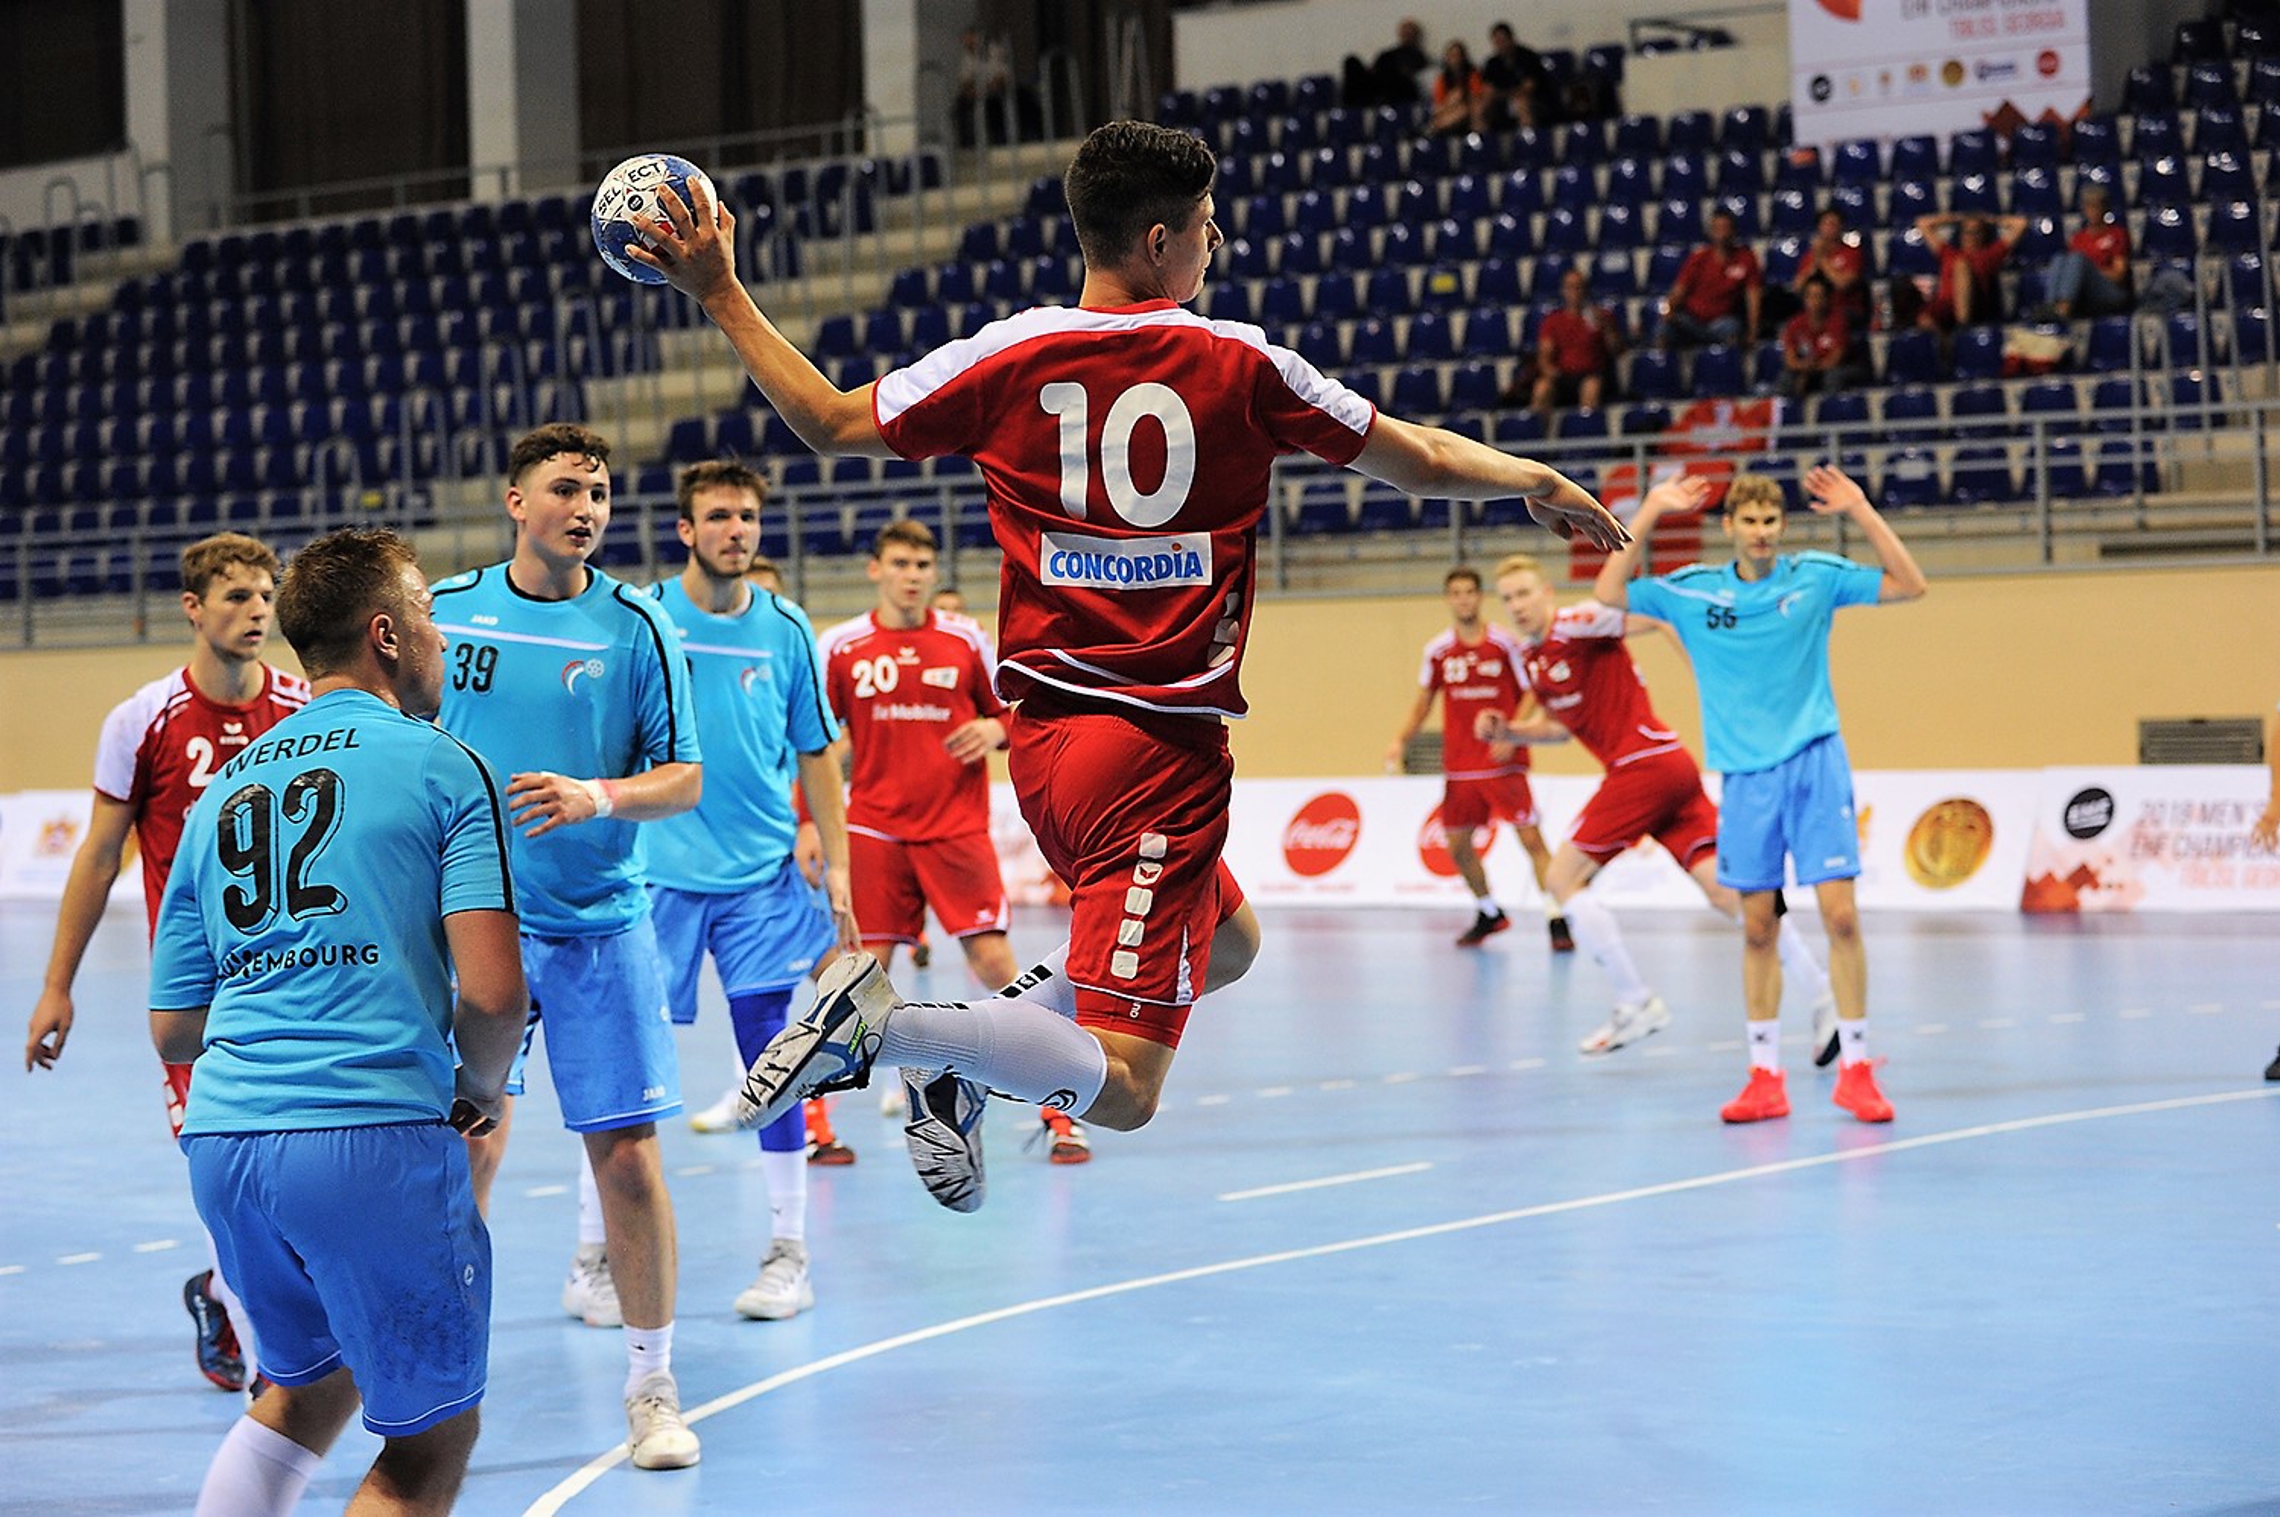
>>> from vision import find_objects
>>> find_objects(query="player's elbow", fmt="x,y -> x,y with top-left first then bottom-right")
456,964 -> 528,1026
149,1010 -> 205,1063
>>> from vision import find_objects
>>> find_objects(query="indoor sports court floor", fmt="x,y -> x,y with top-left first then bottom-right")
3,897 -> 2274,1516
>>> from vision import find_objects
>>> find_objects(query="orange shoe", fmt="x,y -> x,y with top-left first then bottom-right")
805,1097 -> 856,1165
1832,1061 -> 1894,1123
1040,1110 -> 1091,1165
1720,1067 -> 1790,1124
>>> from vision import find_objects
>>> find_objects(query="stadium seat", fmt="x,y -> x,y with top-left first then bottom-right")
1948,445 -> 2019,505
1951,326 -> 2005,381
1948,383 -> 2009,437
1879,448 -> 1940,508
1691,345 -> 1745,396
1627,349 -> 1682,401
1880,387 -> 1940,443
1884,330 -> 1945,387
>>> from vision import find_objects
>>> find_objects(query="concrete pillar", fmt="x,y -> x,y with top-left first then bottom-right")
468,0 -> 580,201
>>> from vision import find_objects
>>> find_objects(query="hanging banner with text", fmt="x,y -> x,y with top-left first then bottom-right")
1788,0 -> 2093,152
2021,766 -> 2280,912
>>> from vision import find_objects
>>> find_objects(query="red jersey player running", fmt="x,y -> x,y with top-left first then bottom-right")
1480,517 -> 1835,1058
23,533 -> 309,1392
821,518 -> 1092,1168
631,120 -> 1625,1212
1386,566 -> 1570,951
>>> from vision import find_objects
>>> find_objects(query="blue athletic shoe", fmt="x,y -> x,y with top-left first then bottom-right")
903,1070 -> 988,1213
183,1271 -> 245,1392
733,953 -> 900,1130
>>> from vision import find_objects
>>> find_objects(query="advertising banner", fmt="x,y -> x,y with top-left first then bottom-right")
2021,766 -> 2280,912
1788,0 -> 2093,152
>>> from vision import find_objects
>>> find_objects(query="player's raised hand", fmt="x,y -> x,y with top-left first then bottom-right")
1526,471 -> 1631,551
629,178 -> 739,303
1803,464 -> 1871,517
25,988 -> 74,1071
1639,473 -> 1713,523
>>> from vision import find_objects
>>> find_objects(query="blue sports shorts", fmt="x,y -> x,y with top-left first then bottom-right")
1714,732 -> 1862,893
506,913 -> 681,1131
648,865 -> 834,1024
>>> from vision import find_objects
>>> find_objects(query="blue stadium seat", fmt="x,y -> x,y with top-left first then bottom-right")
1879,448 -> 1940,509
1666,110 -> 1714,156
1830,138 -> 1881,187
1948,383 -> 2008,437
1691,344 -> 1745,396
1883,330 -> 1945,386
1461,307 -> 1512,357
1952,326 -> 2005,381
1349,317 -> 1398,365
1627,349 -> 1682,401
2094,437 -> 2158,496
1448,361 -> 1502,412
1406,308 -> 1455,361
1879,387 -> 1940,442
1948,445 -> 2019,505
1355,483 -> 1415,531
1290,479 -> 1352,534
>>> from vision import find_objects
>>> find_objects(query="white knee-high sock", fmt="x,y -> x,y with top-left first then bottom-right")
881,997 -> 1109,1112
195,1416 -> 321,1517
758,1150 -> 807,1242
1561,892 -> 1651,1006
577,1149 -> 606,1249
1776,919 -> 1831,1000
997,943 -> 1077,1019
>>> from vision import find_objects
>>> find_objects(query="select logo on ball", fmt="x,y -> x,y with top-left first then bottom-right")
1282,792 -> 1362,877
591,153 -> 715,286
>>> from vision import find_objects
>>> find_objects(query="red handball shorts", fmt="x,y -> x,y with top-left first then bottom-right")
850,829 -> 1010,946
1441,770 -> 1538,832
1568,748 -> 1720,871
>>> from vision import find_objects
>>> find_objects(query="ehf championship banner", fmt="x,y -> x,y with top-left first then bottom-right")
2020,766 -> 2280,913
1788,0 -> 2093,152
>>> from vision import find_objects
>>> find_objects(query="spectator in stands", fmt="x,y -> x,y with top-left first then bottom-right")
1342,18 -> 1431,109
2039,185 -> 2134,321
1793,206 -> 1871,332
955,29 -> 1013,146
1430,41 -> 1491,137
1909,212 -> 2029,335
1514,264 -> 1623,419
1778,277 -> 1865,401
1480,22 -> 1552,130
1660,207 -> 1762,350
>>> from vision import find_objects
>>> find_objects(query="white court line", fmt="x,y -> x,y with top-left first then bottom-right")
1383,1072 -> 1421,1084
1195,1094 -> 1232,1107
521,1085 -> 2280,1516
675,1165 -> 716,1177
0,1266 -> 22,1277
1448,1065 -> 1487,1077
1509,1058 -> 1546,1071
2049,1012 -> 2086,1024
132,1240 -> 179,1254
1255,1086 -> 1294,1099
1705,1039 -> 1742,1053
1916,1023 -> 1950,1036
524,1185 -> 568,1198
2187,1004 -> 2225,1015
2118,1009 -> 2153,1020
1980,1017 -> 2017,1029
1318,1079 -> 1357,1092
1218,1162 -> 1434,1203
57,1253 -> 99,1266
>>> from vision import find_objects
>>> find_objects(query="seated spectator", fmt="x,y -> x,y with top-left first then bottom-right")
955,29 -> 1013,146
1778,277 -> 1866,400
1429,41 -> 1490,137
2039,185 -> 2134,320
1343,18 -> 1430,109
1512,265 -> 1624,418
1659,207 -> 1762,349
1907,212 -> 2029,333
1479,22 -> 1551,129
1792,206 -> 1871,332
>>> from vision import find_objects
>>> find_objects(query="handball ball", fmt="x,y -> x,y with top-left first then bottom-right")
590,153 -> 715,285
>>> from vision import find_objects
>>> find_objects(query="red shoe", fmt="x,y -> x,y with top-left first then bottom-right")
1720,1067 -> 1790,1124
805,1098 -> 856,1165
1832,1061 -> 1894,1123
1040,1110 -> 1091,1165
1547,916 -> 1576,953
1455,909 -> 1510,947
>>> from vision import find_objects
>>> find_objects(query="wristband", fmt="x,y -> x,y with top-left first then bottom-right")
579,777 -> 616,820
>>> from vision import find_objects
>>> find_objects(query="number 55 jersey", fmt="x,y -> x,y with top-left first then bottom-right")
150,689 -> 516,1134
873,300 -> 1375,717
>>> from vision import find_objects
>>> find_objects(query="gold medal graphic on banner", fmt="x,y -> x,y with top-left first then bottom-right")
1904,798 -> 1995,889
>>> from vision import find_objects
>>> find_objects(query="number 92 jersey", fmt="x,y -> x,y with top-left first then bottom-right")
873,299 -> 1375,718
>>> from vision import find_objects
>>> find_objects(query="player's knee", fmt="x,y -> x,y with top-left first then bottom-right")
373,1408 -> 480,1505
1084,1064 -> 1166,1131
1821,901 -> 1862,942
1208,904 -> 1262,988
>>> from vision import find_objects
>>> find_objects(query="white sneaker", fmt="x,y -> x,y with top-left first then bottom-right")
903,1070 -> 987,1212
561,1245 -> 621,1328
624,1370 -> 701,1470
879,1081 -> 908,1119
1811,990 -> 1842,1068
733,1238 -> 814,1321
688,1082 -> 746,1133
1578,993 -> 1672,1056
732,952 -> 902,1130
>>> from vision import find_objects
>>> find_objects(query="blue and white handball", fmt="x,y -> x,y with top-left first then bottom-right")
590,153 -> 716,285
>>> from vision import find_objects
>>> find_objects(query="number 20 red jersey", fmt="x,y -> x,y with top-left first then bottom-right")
818,608 -> 1007,842
872,299 -> 1375,717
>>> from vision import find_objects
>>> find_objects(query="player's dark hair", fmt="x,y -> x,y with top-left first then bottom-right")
508,422 -> 611,485
873,519 -> 939,558
276,528 -> 420,677
180,532 -> 280,599
1063,121 -> 1217,267
676,458 -> 768,522
1444,566 -> 1481,591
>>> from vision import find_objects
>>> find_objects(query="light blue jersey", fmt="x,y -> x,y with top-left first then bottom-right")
151,689 -> 515,1134
1626,551 -> 1884,774
641,575 -> 838,894
430,563 -> 701,934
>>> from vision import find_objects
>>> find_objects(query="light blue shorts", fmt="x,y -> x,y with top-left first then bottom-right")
1715,732 -> 1862,893
649,866 -> 834,1024
506,913 -> 681,1131
184,1123 -> 488,1436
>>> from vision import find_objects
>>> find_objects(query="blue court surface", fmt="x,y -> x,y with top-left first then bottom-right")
4,898 -> 2274,1516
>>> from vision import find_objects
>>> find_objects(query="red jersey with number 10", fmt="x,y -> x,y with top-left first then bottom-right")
872,300 -> 1376,717
92,665 -> 311,933
1517,602 -> 1684,770
818,609 -> 1007,841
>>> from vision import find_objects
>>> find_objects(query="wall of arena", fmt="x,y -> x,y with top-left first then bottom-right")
6,560 -> 2275,792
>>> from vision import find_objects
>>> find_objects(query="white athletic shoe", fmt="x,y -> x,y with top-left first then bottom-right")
732,953 -> 902,1130
1811,990 -> 1842,1068
624,1370 -> 701,1470
733,1238 -> 814,1321
879,1081 -> 909,1119
561,1245 -> 622,1329
687,1082 -> 745,1134
1578,993 -> 1672,1056
903,1070 -> 987,1213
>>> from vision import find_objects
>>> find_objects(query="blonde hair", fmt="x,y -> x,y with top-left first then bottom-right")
1724,472 -> 1786,513
1491,552 -> 1545,583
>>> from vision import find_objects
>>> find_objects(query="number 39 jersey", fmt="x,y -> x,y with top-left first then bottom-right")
150,689 -> 516,1135
93,665 -> 311,935
873,299 -> 1376,717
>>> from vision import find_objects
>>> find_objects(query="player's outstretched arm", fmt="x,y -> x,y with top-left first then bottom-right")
1592,474 -> 1711,608
630,179 -> 897,460
795,747 -> 861,955
506,762 -> 701,837
1352,415 -> 1629,549
446,908 -> 527,1136
26,795 -> 135,1071
1803,465 -> 1929,602
1387,688 -> 1435,773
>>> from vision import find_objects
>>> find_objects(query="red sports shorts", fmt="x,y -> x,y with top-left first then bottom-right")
850,829 -> 1009,946
1441,771 -> 1538,831
1007,692 -> 1237,1049
1569,747 -> 1719,870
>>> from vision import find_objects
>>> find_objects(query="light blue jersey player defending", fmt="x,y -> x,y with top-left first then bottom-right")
151,528 -> 526,1516
430,422 -> 706,1471
644,459 -> 861,1321
1595,468 -> 1927,1126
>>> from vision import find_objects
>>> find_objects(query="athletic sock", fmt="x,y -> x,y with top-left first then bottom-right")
1542,895 -> 1563,921
1473,893 -> 1500,914
623,1320 -> 674,1398
577,1150 -> 606,1249
1837,1017 -> 1870,1066
1748,1018 -> 1782,1073
879,997 -> 1109,1113
194,1416 -> 322,1517
758,1150 -> 808,1242
997,943 -> 1077,1019
1775,919 -> 1831,1000
1561,892 -> 1651,1006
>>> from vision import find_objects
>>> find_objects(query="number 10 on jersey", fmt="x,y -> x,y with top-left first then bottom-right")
1040,381 -> 1198,528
